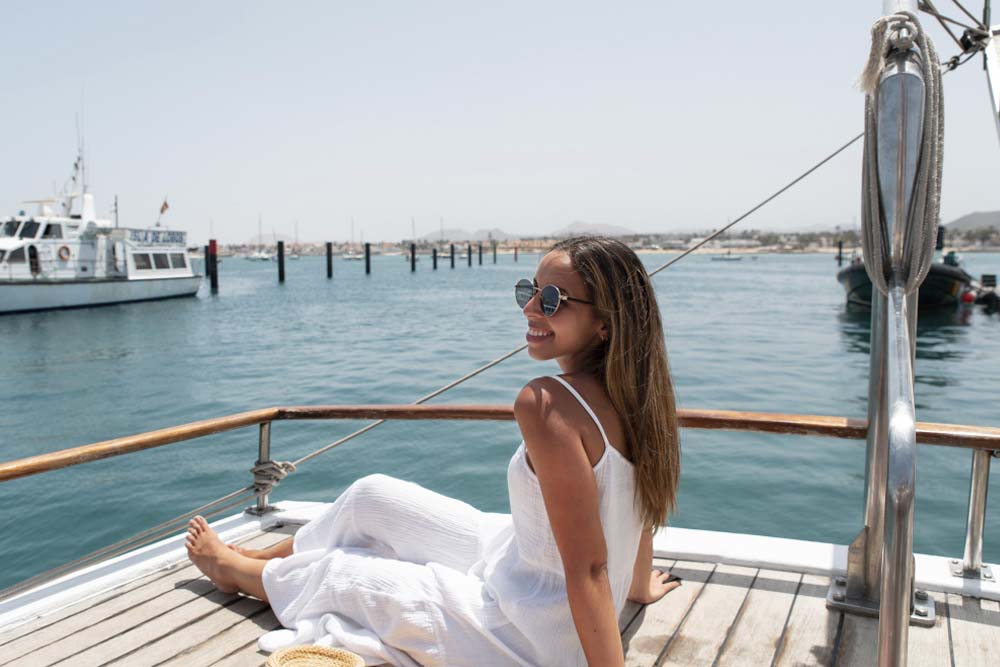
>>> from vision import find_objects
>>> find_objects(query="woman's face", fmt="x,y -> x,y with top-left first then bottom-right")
522,251 -> 607,372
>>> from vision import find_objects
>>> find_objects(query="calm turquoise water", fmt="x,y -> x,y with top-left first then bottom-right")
1,251 -> 998,591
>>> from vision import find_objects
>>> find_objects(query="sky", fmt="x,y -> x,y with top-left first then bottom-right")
2,1 -> 999,245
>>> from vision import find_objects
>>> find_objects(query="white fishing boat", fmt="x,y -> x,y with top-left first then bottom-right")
0,153 -> 201,315
1,3 -> 999,666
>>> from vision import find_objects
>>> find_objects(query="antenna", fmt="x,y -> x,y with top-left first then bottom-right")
114,195 -> 119,228
75,112 -> 87,193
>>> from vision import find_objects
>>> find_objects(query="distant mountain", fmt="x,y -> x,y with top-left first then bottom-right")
419,227 -> 520,242
944,210 -> 1000,232
551,221 -> 636,237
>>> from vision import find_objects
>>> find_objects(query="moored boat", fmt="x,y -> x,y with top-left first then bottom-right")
836,255 -> 974,308
0,154 -> 201,315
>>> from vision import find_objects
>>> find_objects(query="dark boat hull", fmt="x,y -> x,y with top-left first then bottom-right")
836,262 -> 972,309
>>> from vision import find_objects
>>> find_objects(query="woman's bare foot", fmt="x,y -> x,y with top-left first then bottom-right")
227,544 -> 261,559
227,537 -> 294,561
186,516 -> 241,594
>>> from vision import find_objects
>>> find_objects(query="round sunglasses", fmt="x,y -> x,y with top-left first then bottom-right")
515,278 -> 594,316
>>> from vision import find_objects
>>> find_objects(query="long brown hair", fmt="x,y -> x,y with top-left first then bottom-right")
549,236 -> 680,530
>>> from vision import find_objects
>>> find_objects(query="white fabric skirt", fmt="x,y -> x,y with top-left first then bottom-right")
260,474 -> 532,667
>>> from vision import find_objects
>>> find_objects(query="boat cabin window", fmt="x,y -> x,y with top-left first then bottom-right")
1,221 -> 19,237
134,253 -> 152,270
152,253 -> 170,269
42,223 -> 63,239
18,221 -> 40,239
7,247 -> 25,263
169,253 -> 186,268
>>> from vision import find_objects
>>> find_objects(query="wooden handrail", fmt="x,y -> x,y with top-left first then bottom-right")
1,404 -> 997,483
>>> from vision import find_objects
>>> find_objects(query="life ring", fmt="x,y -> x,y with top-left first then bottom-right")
58,246 -> 71,261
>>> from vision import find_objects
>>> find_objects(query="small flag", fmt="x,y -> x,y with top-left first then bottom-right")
160,198 -> 170,215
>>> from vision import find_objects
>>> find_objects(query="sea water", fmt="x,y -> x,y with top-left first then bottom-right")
0,251 -> 997,591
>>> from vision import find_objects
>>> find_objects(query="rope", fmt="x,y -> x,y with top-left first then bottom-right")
860,11 -> 943,296
252,460 -> 297,496
0,489 -> 257,602
648,134 -> 863,277
292,344 -> 527,467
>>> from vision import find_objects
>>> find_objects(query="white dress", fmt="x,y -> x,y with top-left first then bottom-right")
259,375 -> 644,667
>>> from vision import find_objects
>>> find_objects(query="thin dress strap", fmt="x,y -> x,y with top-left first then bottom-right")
549,375 -> 611,450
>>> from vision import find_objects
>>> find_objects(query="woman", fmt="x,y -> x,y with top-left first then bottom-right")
186,236 -> 682,666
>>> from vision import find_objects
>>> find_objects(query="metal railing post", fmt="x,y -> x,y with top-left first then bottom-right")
255,422 -> 271,513
956,449 -> 994,579
878,285 -> 920,665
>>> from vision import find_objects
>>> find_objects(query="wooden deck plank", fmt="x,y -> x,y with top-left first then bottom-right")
907,590 -> 953,667
0,528 -> 291,667
618,558 -> 675,634
622,560 -> 715,666
772,574 -> 840,667
106,595 -> 271,666
159,607 -> 280,667
0,526 -> 292,650
211,639 -> 270,667
716,569 -> 801,667
836,590 -> 952,667
52,584 -> 266,666
658,563 -> 758,666
947,592 -> 1000,666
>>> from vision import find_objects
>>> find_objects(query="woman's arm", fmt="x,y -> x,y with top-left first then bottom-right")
627,525 -> 682,605
628,525 -> 654,602
515,379 -> 625,667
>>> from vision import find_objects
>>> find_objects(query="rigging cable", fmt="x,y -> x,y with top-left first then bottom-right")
5,6 -> 982,600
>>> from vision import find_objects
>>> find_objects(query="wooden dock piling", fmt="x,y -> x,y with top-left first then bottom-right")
326,242 -> 333,278
837,240 -> 843,267
493,242 -> 497,264
467,243 -> 472,267
365,243 -> 371,274
514,244 -> 518,262
433,248 -> 438,270
410,243 -> 416,272
478,243 -> 483,265
450,244 -> 455,269
208,239 -> 218,292
277,241 -> 285,282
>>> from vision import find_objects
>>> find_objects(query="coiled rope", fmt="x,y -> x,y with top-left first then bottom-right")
860,11 -> 944,295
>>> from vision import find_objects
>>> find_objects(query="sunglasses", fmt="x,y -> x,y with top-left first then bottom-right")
515,278 -> 594,316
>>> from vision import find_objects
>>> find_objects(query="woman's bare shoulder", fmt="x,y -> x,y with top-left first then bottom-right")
514,376 -> 578,419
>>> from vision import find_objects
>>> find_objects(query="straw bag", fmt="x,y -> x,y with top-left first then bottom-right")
264,644 -> 366,667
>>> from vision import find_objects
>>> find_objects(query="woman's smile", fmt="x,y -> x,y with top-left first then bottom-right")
526,327 -> 554,342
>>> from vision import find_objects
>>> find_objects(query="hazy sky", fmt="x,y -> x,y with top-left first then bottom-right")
3,2 -> 998,245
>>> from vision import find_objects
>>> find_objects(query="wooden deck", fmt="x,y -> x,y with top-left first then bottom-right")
1,524 -> 998,666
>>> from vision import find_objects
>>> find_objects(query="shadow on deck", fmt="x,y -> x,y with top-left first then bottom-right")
1,524 -> 997,666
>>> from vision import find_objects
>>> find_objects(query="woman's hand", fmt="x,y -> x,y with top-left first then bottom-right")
626,568 -> 682,605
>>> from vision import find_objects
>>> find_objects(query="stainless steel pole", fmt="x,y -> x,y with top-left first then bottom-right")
962,449 -> 992,572
256,422 -> 272,513
862,289 -> 888,599
878,285 -> 917,667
